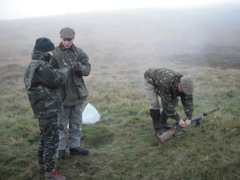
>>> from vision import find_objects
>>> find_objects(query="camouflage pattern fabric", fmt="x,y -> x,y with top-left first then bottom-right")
24,51 -> 68,172
144,68 -> 194,121
24,52 -> 68,119
38,115 -> 59,172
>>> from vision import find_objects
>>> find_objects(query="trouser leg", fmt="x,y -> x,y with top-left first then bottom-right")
149,109 -> 163,133
144,78 -> 163,135
38,120 -> 44,165
58,107 -> 70,150
42,116 -> 59,172
69,104 -> 83,148
144,79 -> 160,110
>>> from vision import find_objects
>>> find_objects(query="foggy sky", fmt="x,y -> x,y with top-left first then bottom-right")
0,0 -> 238,20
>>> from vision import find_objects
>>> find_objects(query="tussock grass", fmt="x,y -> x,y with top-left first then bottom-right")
1,62 -> 239,179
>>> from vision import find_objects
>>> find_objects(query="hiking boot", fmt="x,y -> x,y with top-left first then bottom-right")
45,169 -> 66,180
38,164 -> 45,174
160,111 -> 172,129
150,109 -> 162,131
162,124 -> 173,129
70,147 -> 89,155
57,150 -> 65,160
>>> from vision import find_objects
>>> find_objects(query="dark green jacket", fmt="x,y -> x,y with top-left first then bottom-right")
144,68 -> 194,121
50,43 -> 91,106
24,52 -> 68,118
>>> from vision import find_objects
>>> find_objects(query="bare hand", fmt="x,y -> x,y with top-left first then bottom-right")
178,119 -> 191,128
179,119 -> 187,128
185,119 -> 191,125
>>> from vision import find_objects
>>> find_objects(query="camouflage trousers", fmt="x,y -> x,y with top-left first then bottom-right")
38,115 -> 59,172
58,104 -> 83,150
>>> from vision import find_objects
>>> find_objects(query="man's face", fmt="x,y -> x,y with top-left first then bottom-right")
61,38 -> 73,48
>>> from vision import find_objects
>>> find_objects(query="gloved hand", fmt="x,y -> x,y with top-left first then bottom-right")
58,67 -> 69,79
72,62 -> 83,73
63,62 -> 69,69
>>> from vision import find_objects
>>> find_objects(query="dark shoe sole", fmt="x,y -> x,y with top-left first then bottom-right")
70,152 -> 89,155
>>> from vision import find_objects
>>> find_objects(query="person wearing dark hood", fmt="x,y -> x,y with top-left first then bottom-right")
24,37 -> 68,180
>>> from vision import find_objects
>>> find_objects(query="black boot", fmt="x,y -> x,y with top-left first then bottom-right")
160,111 -> 173,129
37,150 -> 45,174
150,109 -> 163,137
70,147 -> 89,155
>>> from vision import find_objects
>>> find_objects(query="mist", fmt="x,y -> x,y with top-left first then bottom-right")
0,4 -> 240,69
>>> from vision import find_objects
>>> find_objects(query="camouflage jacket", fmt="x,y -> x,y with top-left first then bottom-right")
144,68 -> 194,121
24,52 -> 68,119
50,43 -> 91,106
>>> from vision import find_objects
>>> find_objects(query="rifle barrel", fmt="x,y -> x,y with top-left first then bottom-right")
191,107 -> 220,122
203,107 -> 220,116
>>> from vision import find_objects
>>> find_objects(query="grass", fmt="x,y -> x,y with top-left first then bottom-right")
0,60 -> 240,180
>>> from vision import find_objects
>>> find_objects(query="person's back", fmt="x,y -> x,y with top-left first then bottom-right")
24,37 -> 68,180
24,53 -> 67,118
145,68 -> 181,89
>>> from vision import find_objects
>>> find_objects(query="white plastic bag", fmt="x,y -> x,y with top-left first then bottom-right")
82,103 -> 101,125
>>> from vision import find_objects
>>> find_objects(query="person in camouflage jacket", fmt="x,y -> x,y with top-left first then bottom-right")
50,27 -> 91,159
24,37 -> 68,180
144,68 -> 194,138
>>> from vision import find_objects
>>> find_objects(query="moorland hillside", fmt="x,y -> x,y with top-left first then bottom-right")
0,4 -> 240,70
0,4 -> 240,179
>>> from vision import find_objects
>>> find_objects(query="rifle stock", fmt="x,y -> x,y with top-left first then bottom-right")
158,107 -> 220,144
159,129 -> 176,144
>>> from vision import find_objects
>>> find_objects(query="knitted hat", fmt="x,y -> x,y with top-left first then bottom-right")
180,76 -> 194,95
60,27 -> 75,39
33,37 -> 55,52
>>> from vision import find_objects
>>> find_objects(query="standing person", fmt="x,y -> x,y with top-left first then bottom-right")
24,37 -> 68,179
50,27 -> 91,159
144,68 -> 194,138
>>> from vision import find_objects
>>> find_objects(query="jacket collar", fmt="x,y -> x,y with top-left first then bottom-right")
59,43 -> 76,51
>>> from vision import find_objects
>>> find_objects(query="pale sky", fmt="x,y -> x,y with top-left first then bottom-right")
0,0 -> 238,20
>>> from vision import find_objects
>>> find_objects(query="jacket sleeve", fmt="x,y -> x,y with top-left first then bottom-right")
76,49 -> 91,76
36,63 -> 67,89
49,56 -> 59,69
181,94 -> 194,119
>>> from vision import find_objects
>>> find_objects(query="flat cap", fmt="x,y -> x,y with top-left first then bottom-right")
60,27 -> 75,39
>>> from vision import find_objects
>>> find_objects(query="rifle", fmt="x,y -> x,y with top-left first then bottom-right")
159,107 -> 220,144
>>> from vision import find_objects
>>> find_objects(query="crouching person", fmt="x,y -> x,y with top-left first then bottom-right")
144,68 -> 194,138
24,37 -> 69,179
